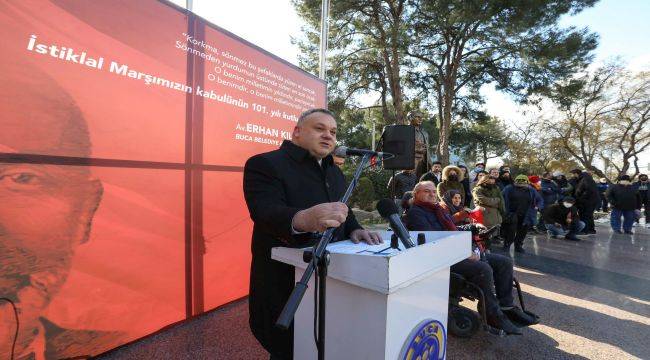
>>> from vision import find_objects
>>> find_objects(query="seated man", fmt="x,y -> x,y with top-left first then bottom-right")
543,196 -> 585,241
405,181 -> 537,334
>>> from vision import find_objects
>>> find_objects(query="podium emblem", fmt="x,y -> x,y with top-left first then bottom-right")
401,319 -> 447,360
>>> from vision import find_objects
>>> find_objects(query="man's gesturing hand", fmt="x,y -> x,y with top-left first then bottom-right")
292,202 -> 349,233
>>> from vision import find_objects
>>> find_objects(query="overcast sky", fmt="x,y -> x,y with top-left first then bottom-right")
169,0 -> 650,170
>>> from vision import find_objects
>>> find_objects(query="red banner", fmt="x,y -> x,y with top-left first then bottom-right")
0,1 -> 325,358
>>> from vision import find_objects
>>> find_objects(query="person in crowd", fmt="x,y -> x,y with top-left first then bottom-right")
502,175 -> 542,253
496,169 -> 514,191
473,174 -> 506,229
243,108 -> 382,359
468,162 -> 486,186
488,167 -> 500,180
543,197 -> 585,241
420,160 -> 443,187
458,164 -> 473,207
537,172 -> 560,232
527,175 -> 544,234
633,174 -> 649,227
440,189 -> 473,225
405,181 -> 536,334
570,169 -> 599,234
597,178 -> 609,212
500,165 -> 511,174
553,171 -> 573,201
437,165 -> 467,204
387,168 -> 417,213
606,175 -> 642,234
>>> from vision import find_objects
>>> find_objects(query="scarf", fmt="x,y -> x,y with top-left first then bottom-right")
413,199 -> 457,231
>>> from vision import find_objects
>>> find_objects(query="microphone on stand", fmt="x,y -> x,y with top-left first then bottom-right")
334,146 -> 392,159
376,199 -> 415,249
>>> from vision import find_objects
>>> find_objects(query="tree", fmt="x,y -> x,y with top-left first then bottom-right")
407,0 -> 598,165
451,112 -> 509,164
293,0 -> 411,123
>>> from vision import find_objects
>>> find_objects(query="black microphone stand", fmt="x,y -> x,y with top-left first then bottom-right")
275,153 -> 372,360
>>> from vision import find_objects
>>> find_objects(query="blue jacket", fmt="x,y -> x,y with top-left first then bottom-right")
540,179 -> 560,207
502,184 -> 544,226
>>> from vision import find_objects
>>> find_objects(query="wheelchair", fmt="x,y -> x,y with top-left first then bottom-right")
448,272 -> 538,337
447,226 -> 539,338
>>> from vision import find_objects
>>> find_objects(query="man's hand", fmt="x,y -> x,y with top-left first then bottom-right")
350,229 -> 383,245
292,202 -> 349,233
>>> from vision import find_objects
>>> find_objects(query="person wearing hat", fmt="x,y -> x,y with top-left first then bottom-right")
543,197 -> 585,241
501,175 -> 544,253
606,175 -> 642,234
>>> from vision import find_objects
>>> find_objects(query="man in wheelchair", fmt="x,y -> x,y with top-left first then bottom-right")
405,181 -> 539,335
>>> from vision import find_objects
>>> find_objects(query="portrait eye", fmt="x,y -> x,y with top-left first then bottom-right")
0,170 -> 45,190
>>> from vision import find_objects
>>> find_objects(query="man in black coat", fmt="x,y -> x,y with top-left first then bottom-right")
243,108 -> 382,359
543,197 -> 585,241
570,169 -> 599,234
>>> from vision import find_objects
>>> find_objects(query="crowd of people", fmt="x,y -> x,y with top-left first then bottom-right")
388,164 -> 650,243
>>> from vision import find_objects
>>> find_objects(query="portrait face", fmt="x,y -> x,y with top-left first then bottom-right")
489,169 -> 499,178
451,193 -> 462,207
0,63 -> 102,357
415,183 -> 437,204
488,176 -> 497,185
502,166 -> 510,173
292,111 -> 337,159
448,170 -> 457,177
432,164 -> 442,173
502,172 -> 511,179
459,167 -> 467,175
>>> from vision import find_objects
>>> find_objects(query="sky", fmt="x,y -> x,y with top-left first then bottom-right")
169,0 -> 650,171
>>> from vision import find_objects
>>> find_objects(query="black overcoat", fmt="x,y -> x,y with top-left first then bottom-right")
243,140 -> 361,358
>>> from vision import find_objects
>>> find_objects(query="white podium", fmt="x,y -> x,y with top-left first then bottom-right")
272,230 -> 470,360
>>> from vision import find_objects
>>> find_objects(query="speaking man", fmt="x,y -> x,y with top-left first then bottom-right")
243,108 -> 382,359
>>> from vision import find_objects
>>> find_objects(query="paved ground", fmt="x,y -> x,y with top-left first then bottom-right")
98,221 -> 650,359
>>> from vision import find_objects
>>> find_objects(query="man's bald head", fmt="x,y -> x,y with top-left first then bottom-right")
0,60 -> 91,157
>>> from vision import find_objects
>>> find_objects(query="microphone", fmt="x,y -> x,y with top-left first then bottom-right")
334,146 -> 392,158
376,199 -> 415,249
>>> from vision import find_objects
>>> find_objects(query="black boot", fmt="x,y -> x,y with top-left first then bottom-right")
487,313 -> 522,335
502,306 -> 539,326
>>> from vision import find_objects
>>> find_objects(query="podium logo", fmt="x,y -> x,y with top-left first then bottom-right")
400,319 -> 447,360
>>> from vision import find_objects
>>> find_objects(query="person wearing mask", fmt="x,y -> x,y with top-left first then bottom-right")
473,174 -> 506,229
468,162 -> 486,186
633,174 -> 649,227
496,169 -> 514,191
437,165 -> 467,204
597,178 -> 609,212
543,197 -> 585,241
537,172 -> 560,232
570,169 -> 599,234
606,175 -> 642,234
405,182 -> 536,334
420,160 -> 443,187
502,175 -> 541,253
458,164 -> 473,207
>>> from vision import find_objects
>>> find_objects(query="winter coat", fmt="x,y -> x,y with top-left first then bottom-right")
540,178 -> 560,207
419,171 -> 442,187
634,180 -> 649,202
437,165 -> 466,203
543,203 -> 580,227
606,183 -> 641,211
472,183 -> 505,227
575,174 -> 600,207
502,184 -> 544,226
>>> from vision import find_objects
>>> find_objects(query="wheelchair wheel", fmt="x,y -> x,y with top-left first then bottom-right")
448,306 -> 480,338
